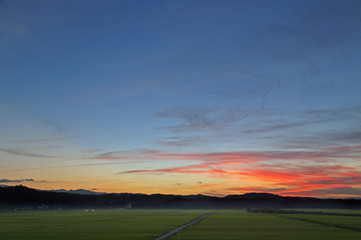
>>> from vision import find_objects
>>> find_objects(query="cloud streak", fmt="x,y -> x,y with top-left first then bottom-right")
153,103 -> 361,152
42,120 -> 64,133
0,178 -> 34,183
99,145 -> 361,163
119,162 -> 361,197
0,148 -> 60,158
154,105 -> 255,133
13,136 -> 80,144
243,106 -> 361,135
113,145 -> 361,197
0,162 -> 142,174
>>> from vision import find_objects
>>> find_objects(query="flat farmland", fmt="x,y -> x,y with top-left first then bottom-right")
169,210 -> 361,240
0,209 -> 208,240
281,214 -> 361,231
1,209 -> 361,240
291,209 -> 361,215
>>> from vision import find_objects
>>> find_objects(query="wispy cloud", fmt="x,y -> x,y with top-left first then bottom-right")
117,161 -> 239,175
13,136 -> 80,144
278,130 -> 361,151
42,120 -> 64,133
243,106 -> 360,135
154,106 -> 254,133
0,178 -> 34,183
0,162 -> 140,174
93,151 -> 128,160
243,118 -> 330,134
104,145 -> 361,164
0,148 -> 60,158
222,163 -> 361,197
157,136 -> 202,147
117,161 -> 361,197
153,103 -> 361,151
112,145 -> 361,197
154,107 -> 219,132
265,0 -> 361,50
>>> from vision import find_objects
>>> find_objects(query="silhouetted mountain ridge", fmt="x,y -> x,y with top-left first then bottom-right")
0,185 -> 360,209
51,189 -> 106,195
226,192 -> 282,200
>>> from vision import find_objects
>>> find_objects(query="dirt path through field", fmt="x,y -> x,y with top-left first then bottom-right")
155,211 -> 214,240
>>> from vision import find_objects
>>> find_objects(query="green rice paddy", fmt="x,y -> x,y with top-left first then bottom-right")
0,209 -> 208,240
0,209 -> 360,240
170,210 -> 361,240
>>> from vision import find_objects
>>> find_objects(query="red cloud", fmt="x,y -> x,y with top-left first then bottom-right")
118,161 -> 361,197
111,146 -> 361,197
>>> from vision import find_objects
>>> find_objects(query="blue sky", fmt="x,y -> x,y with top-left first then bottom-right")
1,0 -> 361,197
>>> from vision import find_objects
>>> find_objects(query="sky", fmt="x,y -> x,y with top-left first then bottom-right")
1,0 -> 361,198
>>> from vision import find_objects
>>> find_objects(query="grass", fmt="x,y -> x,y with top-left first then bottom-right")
169,210 -> 361,240
0,209 -> 208,240
280,214 -> 361,232
1,209 -> 361,239
287,209 -> 361,215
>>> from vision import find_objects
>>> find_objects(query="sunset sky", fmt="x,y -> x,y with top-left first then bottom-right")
1,0 -> 361,198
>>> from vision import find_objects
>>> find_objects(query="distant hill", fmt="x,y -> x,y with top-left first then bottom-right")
226,192 -> 283,200
0,185 -> 360,209
50,189 -> 106,195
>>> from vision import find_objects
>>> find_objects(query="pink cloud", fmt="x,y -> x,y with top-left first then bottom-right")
106,145 -> 361,197
117,160 -> 361,197
96,145 -> 361,162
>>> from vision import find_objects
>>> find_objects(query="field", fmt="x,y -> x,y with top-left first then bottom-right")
0,209 -> 360,240
0,209 -> 208,240
170,210 -> 361,240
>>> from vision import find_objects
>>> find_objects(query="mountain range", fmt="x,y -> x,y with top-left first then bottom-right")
50,188 -> 107,195
1,185 -> 360,210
